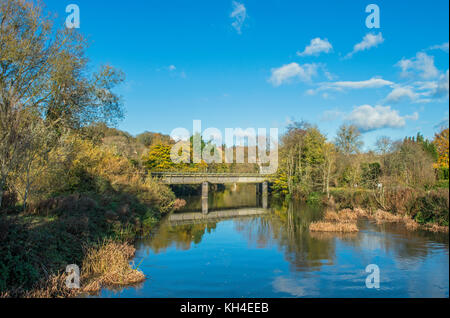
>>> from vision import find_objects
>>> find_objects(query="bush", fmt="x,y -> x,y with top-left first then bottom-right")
329,188 -> 376,210
411,189 -> 449,226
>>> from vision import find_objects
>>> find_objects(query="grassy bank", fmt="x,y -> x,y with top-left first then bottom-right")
0,180 -> 183,297
0,131 -> 187,297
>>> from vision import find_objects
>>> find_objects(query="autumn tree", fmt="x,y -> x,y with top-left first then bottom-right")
0,0 -> 124,207
434,128 -> 449,168
143,144 -> 174,171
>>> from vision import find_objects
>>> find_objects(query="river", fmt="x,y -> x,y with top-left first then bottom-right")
99,184 -> 449,298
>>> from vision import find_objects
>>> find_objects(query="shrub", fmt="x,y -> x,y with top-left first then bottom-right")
412,189 -> 449,226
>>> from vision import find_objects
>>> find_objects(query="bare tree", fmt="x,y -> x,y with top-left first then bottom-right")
335,124 -> 363,156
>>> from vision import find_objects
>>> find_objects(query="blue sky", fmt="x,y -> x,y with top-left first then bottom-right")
44,0 -> 449,149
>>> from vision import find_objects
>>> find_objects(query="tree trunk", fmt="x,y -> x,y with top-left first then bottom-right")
326,162 -> 331,199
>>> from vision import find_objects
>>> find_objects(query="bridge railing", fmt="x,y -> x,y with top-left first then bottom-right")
150,171 -> 274,177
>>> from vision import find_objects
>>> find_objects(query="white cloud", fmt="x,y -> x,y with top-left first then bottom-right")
346,105 -> 418,132
308,77 -> 393,95
346,33 -> 384,58
434,69 -> 449,98
385,86 -> 418,103
385,69 -> 449,103
230,1 -> 247,34
297,38 -> 333,57
427,42 -> 449,53
168,65 -> 176,71
269,63 -> 319,86
405,112 -> 419,121
321,109 -> 344,121
396,52 -> 439,79
330,77 -> 393,89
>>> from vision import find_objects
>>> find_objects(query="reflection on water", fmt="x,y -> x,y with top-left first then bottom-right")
181,184 -> 261,212
100,185 -> 449,298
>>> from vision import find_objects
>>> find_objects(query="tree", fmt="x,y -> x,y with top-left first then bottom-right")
275,121 -> 329,197
384,139 -> 436,188
335,124 -> 363,155
434,128 -> 449,169
375,136 -> 392,156
322,142 -> 336,198
143,144 -> 174,171
334,125 -> 363,187
0,0 -> 124,207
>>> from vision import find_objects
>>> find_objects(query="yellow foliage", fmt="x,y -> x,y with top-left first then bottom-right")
434,128 -> 449,169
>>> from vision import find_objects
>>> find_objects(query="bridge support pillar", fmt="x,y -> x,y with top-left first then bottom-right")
262,181 -> 268,209
202,182 -> 209,214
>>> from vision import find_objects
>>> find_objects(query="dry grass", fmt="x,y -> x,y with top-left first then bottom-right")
310,221 -> 359,233
372,209 -> 403,224
323,210 -> 340,222
1,240 -> 147,298
80,240 -> 145,294
423,224 -> 449,233
402,217 -> 420,231
324,209 -> 358,222
25,274 -> 80,298
353,207 -> 369,217
332,207 -> 448,233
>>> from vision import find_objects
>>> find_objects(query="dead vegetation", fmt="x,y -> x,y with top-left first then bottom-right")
311,207 -> 448,234
80,240 -> 145,294
310,221 -> 359,233
310,209 -> 360,233
423,224 -> 449,233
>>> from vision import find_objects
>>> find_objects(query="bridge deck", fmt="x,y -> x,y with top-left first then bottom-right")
151,172 -> 271,185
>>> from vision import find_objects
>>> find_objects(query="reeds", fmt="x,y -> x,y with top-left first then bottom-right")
309,221 -> 359,233
80,240 -> 145,294
3,240 -> 147,298
319,207 -> 448,233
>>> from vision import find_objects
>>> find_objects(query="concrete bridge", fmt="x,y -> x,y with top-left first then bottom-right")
151,172 -> 271,214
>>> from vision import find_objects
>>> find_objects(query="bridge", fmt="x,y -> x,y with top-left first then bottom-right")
151,172 -> 271,214
151,172 -> 270,185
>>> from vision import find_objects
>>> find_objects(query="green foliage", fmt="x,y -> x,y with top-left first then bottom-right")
306,192 -> 322,205
412,189 -> 449,226
361,162 -> 382,188
329,188 -> 376,210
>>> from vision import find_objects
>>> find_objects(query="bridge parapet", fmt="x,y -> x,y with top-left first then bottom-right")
151,172 -> 272,185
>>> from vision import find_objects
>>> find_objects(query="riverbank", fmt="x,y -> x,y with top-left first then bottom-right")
323,186 -> 449,231
309,207 -> 449,234
0,184 -> 185,298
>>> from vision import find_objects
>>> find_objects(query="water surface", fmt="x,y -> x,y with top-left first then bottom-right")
100,185 -> 449,298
